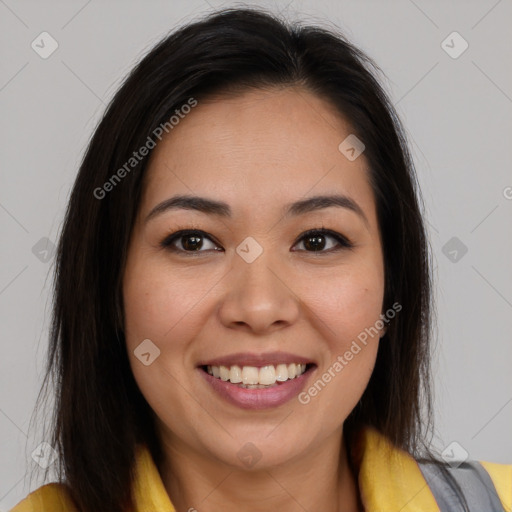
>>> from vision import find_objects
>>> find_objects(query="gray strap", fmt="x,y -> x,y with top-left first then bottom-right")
417,460 -> 505,512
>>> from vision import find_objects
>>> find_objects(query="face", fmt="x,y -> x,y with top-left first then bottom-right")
122,87 -> 385,470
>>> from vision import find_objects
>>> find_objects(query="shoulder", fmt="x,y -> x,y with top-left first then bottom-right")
10,482 -> 78,512
352,426 -> 512,510
480,460 -> 512,511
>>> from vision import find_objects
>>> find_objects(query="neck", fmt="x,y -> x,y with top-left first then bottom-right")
158,427 -> 363,512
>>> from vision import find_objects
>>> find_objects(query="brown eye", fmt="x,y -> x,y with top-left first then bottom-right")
161,230 -> 222,253
303,233 -> 328,251
181,234 -> 204,251
292,229 -> 353,253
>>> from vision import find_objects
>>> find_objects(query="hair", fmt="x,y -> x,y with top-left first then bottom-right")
28,6 -> 470,512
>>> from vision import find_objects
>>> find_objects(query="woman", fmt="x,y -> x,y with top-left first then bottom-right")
12,7 -> 510,512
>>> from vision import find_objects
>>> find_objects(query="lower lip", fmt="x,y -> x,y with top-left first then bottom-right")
199,368 -> 314,410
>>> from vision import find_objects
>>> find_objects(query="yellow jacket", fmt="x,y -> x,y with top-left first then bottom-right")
11,426 -> 511,511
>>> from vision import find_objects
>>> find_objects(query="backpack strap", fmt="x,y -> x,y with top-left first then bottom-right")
417,460 -> 505,512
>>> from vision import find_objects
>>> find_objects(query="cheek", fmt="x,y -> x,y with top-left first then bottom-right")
304,262 -> 384,346
122,253 -> 226,413
122,259 -> 198,405
296,257 -> 384,408
296,270 -> 383,424
123,257 -> 217,346
122,260 -> 203,424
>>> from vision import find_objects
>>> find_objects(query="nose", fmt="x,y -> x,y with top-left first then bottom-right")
217,249 -> 300,334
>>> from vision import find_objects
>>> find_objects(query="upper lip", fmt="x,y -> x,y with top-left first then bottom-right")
197,351 -> 315,368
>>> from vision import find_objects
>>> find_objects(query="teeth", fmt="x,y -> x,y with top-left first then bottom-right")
242,366 -> 259,385
275,363 -> 288,381
219,365 -> 230,381
259,365 -> 276,385
229,365 -> 242,383
206,363 -> 308,385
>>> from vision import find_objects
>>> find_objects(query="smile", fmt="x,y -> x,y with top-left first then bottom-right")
197,353 -> 316,409
204,363 -> 308,388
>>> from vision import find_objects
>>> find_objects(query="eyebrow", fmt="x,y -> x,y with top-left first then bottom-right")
145,193 -> 369,227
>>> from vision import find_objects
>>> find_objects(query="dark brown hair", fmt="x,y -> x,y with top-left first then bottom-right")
29,6 -> 459,512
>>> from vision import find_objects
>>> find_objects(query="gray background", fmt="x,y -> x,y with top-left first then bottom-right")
1,0 -> 511,509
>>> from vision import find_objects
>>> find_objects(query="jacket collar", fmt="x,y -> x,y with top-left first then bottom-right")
350,425 -> 438,511
131,425 -> 437,511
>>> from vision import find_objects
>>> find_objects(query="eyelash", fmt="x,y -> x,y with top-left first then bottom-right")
159,227 -> 354,255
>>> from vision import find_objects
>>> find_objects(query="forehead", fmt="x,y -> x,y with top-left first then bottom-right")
141,87 -> 375,222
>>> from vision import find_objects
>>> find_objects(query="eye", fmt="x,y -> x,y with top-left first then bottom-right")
292,228 -> 353,253
160,230 -> 222,253
160,227 -> 353,255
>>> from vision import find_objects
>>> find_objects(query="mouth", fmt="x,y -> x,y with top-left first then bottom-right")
197,353 -> 317,409
201,362 -> 314,388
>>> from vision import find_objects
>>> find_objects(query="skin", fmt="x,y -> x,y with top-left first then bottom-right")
123,86 -> 386,512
